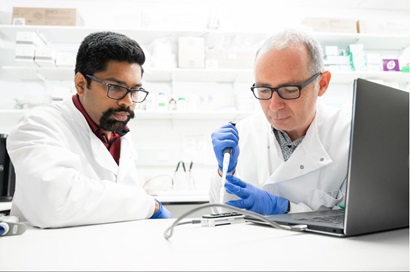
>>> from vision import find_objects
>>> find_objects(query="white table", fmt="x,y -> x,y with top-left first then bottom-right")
0,219 -> 408,270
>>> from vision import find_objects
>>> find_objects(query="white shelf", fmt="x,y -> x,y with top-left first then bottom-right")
0,25 -> 209,45
0,109 -> 255,121
2,66 -> 408,84
0,25 -> 408,50
1,66 -> 255,82
330,71 -> 410,84
1,25 -> 408,84
133,110 -> 255,120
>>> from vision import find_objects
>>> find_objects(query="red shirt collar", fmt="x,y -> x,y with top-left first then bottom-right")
72,94 -> 127,165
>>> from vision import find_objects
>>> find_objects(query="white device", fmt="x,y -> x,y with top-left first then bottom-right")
201,212 -> 245,227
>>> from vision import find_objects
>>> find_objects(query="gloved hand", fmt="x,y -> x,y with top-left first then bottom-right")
211,123 -> 239,173
225,175 -> 289,215
150,200 -> 172,219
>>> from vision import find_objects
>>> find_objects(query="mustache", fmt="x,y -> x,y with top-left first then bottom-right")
105,106 -> 135,119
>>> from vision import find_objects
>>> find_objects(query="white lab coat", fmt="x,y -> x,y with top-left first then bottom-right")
210,101 -> 351,213
7,99 -> 156,228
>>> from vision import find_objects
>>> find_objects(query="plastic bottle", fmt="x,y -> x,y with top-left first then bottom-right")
145,95 -> 155,111
177,97 -> 187,112
168,98 -> 177,111
156,92 -> 167,111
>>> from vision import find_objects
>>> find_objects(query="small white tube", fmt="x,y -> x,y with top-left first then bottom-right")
219,152 -> 231,213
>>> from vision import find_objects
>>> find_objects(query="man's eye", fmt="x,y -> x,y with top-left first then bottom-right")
258,88 -> 271,94
110,85 -> 125,92
280,87 -> 299,93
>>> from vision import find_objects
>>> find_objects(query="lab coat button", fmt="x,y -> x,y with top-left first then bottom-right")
320,158 -> 324,162
300,165 -> 304,169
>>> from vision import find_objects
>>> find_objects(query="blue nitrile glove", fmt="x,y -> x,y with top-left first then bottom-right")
211,123 -> 240,173
150,200 -> 172,219
225,175 -> 289,215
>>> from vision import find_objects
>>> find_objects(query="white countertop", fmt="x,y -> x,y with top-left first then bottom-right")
151,190 -> 209,203
0,219 -> 407,270
0,190 -> 209,213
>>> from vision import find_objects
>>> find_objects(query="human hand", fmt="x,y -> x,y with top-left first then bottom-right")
224,175 -> 289,215
211,123 -> 239,173
150,200 -> 172,219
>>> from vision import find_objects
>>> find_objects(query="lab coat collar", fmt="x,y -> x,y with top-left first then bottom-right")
68,99 -> 120,175
268,103 -> 332,182
90,130 -> 119,174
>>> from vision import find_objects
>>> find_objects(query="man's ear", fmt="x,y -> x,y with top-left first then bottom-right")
74,72 -> 87,96
317,70 -> 331,97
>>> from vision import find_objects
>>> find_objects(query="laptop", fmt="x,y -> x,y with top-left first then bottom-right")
246,78 -> 409,237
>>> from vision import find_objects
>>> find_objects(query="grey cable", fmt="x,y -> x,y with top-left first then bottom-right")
163,203 -> 308,239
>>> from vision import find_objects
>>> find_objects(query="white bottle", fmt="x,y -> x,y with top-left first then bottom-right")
168,98 -> 177,111
177,97 -> 187,112
157,92 -> 167,112
145,95 -> 155,111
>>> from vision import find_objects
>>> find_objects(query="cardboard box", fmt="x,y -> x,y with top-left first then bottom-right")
55,52 -> 76,67
12,7 -> 84,26
302,17 -> 358,33
357,19 -> 409,35
382,59 -> 400,71
205,49 -> 254,69
34,46 -> 56,67
16,31 -> 46,46
15,44 -> 38,67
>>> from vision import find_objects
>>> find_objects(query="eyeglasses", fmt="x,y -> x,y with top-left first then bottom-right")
250,72 -> 322,100
86,74 -> 149,103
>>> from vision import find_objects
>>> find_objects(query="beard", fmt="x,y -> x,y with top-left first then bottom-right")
99,106 -> 135,133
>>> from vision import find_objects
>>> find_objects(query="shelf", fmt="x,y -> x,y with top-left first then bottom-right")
0,25 -> 210,45
1,24 -> 408,84
2,66 -> 408,84
311,32 -> 409,51
0,109 -> 255,121
0,66 -> 254,82
330,71 -> 410,84
133,110 -> 255,120
0,25 -> 408,49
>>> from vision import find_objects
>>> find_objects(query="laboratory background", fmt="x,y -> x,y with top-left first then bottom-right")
0,0 -> 408,216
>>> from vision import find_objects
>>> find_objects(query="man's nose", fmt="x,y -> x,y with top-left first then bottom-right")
118,91 -> 134,107
269,91 -> 285,111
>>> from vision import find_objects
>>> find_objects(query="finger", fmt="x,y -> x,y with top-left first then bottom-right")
226,175 -> 246,188
212,124 -> 239,142
225,176 -> 249,199
211,131 -> 237,148
226,199 -> 251,210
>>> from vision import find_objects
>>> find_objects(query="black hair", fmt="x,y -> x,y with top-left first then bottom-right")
74,31 -> 145,83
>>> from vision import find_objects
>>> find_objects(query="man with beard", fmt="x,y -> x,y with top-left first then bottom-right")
6,31 -> 171,229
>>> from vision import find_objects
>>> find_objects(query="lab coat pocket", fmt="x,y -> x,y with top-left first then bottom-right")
311,189 -> 343,210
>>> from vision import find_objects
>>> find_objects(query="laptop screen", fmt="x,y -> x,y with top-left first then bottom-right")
343,78 -> 409,236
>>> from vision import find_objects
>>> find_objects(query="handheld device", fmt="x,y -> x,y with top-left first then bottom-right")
219,122 -> 236,213
201,212 -> 245,227
0,215 -> 27,237
220,147 -> 232,203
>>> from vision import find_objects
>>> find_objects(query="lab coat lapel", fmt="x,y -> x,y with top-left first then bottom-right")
90,130 -> 119,175
268,111 -> 332,183
117,135 -> 134,182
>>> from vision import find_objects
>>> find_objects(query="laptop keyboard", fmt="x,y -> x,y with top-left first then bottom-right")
296,214 -> 344,224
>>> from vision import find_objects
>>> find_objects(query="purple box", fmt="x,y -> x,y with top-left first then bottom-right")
382,59 -> 400,71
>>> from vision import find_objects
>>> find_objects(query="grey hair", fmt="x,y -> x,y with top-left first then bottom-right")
255,28 -> 324,75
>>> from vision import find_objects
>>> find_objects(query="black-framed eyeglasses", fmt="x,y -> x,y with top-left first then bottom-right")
250,72 -> 322,100
86,74 -> 149,103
